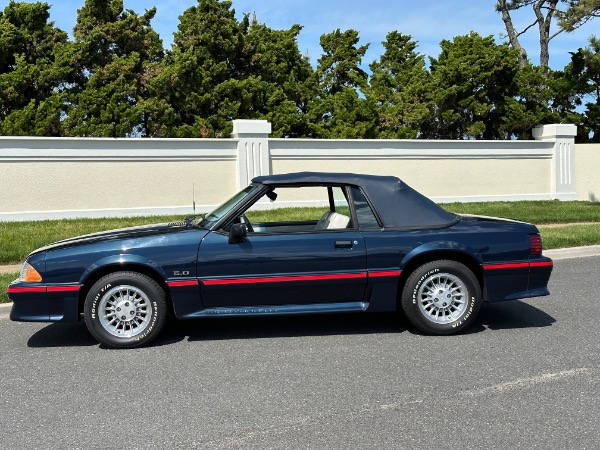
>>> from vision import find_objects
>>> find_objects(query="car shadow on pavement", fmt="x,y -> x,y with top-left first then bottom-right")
27,322 -> 98,348
25,313 -> 405,348
26,300 -> 555,348
160,312 -> 405,344
473,300 -> 556,332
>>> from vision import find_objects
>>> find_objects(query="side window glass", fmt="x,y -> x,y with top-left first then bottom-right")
331,186 -> 351,217
245,186 -> 329,222
350,186 -> 380,229
241,185 -> 353,233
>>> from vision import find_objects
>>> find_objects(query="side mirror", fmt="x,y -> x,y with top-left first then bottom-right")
228,223 -> 247,244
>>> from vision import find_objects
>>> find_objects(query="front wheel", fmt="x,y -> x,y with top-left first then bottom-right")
84,272 -> 167,348
401,260 -> 481,335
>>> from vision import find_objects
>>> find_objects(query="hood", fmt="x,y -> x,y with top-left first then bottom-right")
31,222 -> 197,255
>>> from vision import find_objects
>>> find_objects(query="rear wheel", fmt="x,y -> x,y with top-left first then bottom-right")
401,260 -> 481,334
84,271 -> 167,348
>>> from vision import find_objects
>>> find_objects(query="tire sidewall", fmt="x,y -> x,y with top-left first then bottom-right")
84,272 -> 166,348
402,261 -> 481,334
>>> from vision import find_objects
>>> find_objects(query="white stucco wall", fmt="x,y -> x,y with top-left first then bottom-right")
0,137 -> 237,220
0,160 -> 236,212
576,143 -> 600,201
271,158 -> 551,202
0,122 -> 586,221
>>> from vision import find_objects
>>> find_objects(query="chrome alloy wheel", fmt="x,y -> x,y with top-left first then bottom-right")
417,272 -> 468,324
98,285 -> 153,338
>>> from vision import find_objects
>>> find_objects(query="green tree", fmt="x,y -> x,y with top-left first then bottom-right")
497,1 -> 600,67
236,22 -> 315,137
423,33 -> 524,139
64,0 -> 163,137
0,1 -> 69,135
150,0 -> 246,137
502,64 -> 563,139
496,0 -> 562,67
559,0 -> 600,30
366,32 -> 431,138
152,1 -> 314,138
308,29 -> 377,138
569,36 -> 600,141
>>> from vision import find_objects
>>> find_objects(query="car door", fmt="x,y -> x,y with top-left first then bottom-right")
196,229 -> 367,308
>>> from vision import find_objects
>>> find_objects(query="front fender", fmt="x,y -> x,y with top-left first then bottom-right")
79,254 -> 168,285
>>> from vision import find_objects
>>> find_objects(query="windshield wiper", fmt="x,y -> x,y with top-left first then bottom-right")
184,213 -> 206,227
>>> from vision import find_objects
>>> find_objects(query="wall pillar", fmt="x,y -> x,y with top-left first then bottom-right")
231,119 -> 272,189
533,124 -> 578,200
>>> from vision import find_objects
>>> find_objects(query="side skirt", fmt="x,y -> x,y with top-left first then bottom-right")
180,301 -> 369,319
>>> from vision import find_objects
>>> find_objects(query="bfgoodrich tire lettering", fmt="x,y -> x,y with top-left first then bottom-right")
401,260 -> 481,335
84,271 -> 167,348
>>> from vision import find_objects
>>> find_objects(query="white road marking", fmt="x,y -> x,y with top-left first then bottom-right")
464,367 -> 593,397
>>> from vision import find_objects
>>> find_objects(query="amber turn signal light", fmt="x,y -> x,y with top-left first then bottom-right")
21,263 -> 42,282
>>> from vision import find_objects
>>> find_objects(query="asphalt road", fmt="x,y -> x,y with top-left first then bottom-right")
1,257 -> 599,450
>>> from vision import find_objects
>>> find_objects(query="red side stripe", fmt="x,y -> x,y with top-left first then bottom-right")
530,261 -> 553,268
167,280 -> 199,288
7,285 -> 80,294
484,263 -> 529,270
202,272 -> 367,286
46,285 -> 81,292
484,261 -> 553,270
7,287 -> 47,294
369,270 -> 402,278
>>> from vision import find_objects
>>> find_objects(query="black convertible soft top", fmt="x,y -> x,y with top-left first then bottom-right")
252,172 -> 457,229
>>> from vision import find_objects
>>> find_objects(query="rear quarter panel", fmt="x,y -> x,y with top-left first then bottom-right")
362,219 -> 539,309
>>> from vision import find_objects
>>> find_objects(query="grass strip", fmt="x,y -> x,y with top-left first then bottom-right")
1,273 -> 19,304
0,216 -> 180,265
442,200 -> 600,224
0,201 -> 599,265
539,224 -> 600,249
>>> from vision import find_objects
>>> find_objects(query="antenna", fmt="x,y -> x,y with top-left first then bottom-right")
193,182 -> 196,214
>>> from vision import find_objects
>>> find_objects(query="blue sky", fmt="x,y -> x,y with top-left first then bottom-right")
4,0 -> 597,69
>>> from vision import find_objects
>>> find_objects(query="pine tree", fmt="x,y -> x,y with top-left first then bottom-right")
367,32 -> 431,138
423,33 -> 522,139
308,29 -> 377,138
64,0 -> 163,137
0,1 -> 69,135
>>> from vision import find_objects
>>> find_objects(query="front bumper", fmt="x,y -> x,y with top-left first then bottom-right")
8,282 -> 81,322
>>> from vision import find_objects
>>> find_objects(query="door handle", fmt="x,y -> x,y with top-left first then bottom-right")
335,240 -> 353,249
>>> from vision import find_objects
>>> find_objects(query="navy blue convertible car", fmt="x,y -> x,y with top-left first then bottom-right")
8,172 -> 553,348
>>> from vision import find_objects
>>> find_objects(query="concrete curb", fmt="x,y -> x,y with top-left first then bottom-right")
2,246 -> 600,321
0,302 -> 11,320
0,264 -> 21,275
544,244 -> 600,260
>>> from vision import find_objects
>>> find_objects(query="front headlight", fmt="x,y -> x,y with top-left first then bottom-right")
19,262 -> 43,283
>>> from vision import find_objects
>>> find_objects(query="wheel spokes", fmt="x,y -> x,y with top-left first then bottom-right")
98,285 -> 153,338
417,273 -> 468,324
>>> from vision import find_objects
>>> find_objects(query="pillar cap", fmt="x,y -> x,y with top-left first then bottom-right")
533,124 -> 577,140
231,120 -> 272,137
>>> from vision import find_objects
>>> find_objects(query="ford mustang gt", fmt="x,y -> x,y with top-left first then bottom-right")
8,172 -> 553,348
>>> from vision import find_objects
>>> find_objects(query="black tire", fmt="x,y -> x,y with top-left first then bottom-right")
84,271 -> 167,348
401,260 -> 481,335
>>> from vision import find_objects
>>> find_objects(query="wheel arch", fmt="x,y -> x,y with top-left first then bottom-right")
78,263 -> 173,318
398,249 -> 485,303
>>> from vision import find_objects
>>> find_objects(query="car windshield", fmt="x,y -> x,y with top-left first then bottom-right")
198,185 -> 255,228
